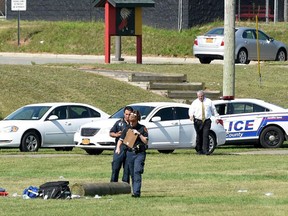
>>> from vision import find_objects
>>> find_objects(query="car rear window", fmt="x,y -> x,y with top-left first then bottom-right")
206,28 -> 224,35
206,28 -> 238,36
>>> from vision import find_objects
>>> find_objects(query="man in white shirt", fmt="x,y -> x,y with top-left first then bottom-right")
188,90 -> 219,155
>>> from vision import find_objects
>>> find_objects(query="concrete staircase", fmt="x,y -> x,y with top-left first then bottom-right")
129,73 -> 222,103
81,69 -> 221,103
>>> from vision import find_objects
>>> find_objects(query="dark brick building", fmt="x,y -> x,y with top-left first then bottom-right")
0,0 -> 285,29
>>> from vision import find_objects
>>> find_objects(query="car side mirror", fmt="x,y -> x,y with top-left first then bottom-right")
48,115 -> 59,121
151,116 -> 161,122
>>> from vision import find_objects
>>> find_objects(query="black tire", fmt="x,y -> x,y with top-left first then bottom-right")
236,49 -> 250,64
207,132 -> 217,155
84,149 -> 104,155
20,131 -> 40,152
158,150 -> 174,154
199,57 -> 212,64
259,126 -> 284,148
276,49 -> 287,61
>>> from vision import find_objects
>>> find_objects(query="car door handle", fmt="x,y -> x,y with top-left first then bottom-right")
65,122 -> 72,126
171,122 -> 179,125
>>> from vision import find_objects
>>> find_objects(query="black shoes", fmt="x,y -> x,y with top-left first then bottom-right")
131,194 -> 140,198
196,151 -> 210,155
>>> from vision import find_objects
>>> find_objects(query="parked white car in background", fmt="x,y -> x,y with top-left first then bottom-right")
0,103 -> 109,152
213,98 -> 288,148
193,27 -> 287,64
74,102 -> 226,155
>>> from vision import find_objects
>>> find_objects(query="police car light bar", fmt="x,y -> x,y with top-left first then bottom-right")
221,96 -> 235,100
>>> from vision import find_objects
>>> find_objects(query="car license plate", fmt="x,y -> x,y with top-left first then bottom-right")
82,138 -> 90,145
206,38 -> 213,43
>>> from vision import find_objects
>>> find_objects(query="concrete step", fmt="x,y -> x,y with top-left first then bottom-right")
129,73 -> 187,83
148,82 -> 203,91
167,90 -> 222,100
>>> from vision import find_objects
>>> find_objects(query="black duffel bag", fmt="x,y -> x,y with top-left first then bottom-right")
39,181 -> 71,199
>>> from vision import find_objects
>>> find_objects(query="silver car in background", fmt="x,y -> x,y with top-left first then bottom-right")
193,27 -> 287,64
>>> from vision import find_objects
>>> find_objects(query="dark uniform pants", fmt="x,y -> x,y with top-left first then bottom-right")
194,119 -> 211,154
110,145 -> 129,183
126,151 -> 146,196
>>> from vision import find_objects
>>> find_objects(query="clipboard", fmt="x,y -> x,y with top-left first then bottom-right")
123,128 -> 138,148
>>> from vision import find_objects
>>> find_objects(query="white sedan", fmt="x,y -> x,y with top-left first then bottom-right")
213,98 -> 288,148
193,27 -> 287,64
0,103 -> 109,152
74,102 -> 226,155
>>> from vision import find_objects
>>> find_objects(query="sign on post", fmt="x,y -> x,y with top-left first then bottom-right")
11,0 -> 27,11
11,0 -> 27,46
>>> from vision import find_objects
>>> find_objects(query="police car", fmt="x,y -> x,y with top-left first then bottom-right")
213,98 -> 288,148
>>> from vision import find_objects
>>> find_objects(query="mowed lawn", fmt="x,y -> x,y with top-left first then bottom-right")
1,147 -> 288,216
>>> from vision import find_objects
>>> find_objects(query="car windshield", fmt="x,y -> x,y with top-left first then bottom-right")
4,106 -> 51,120
110,105 -> 155,120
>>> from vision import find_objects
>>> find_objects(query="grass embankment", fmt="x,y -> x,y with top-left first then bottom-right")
0,20 -> 287,57
0,62 -> 287,119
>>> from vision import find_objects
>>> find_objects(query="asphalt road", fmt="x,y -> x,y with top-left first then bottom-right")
0,52 -> 209,65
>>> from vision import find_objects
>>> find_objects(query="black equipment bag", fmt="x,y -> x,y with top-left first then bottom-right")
39,181 -> 71,199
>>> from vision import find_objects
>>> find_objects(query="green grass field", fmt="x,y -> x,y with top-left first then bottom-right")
2,148 -> 288,216
0,20 -> 288,215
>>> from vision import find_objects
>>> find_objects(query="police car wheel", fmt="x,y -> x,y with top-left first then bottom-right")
260,126 -> 284,148
208,133 -> 216,154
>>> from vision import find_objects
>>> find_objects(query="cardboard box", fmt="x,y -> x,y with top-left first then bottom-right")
123,129 -> 138,148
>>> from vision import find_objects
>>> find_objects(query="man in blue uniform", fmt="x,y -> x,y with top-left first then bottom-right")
116,110 -> 149,198
110,106 -> 133,183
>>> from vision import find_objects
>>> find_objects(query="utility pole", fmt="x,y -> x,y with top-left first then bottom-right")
265,0 -> 269,23
274,0 -> 278,23
284,0 -> 287,22
223,0 -> 236,100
